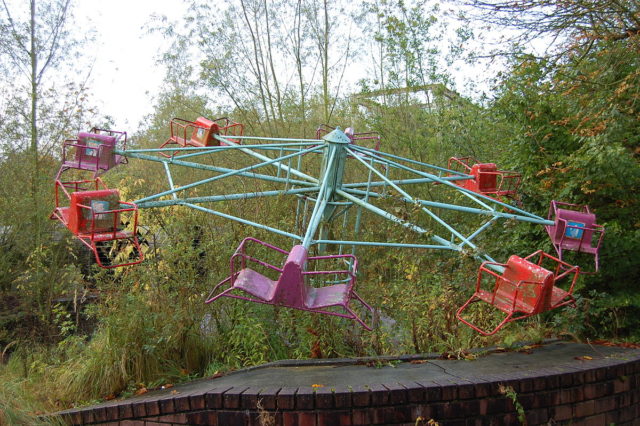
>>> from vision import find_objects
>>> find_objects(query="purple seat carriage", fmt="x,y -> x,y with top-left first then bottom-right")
206,238 -> 374,330
56,128 -> 127,179
545,201 -> 604,273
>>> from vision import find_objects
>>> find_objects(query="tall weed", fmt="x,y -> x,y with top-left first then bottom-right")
0,352 -> 65,425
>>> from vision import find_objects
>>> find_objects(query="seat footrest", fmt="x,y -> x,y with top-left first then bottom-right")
80,230 -> 132,242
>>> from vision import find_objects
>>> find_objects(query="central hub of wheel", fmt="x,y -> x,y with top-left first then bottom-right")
321,126 -> 352,145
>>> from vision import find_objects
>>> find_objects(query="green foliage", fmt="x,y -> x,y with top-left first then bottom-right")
499,384 -> 526,425
489,24 -> 640,338
0,348 -> 68,425
54,292 -> 212,402
0,368 -> 62,425
364,0 -> 444,88
0,241 -> 84,347
218,306 -> 273,368
15,245 -> 83,319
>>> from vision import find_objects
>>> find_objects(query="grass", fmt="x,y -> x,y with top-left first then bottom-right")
0,360 -> 65,426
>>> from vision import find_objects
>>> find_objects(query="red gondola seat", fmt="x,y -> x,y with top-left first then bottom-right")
456,250 -> 579,335
159,116 -> 245,153
447,156 -> 521,201
51,179 -> 143,268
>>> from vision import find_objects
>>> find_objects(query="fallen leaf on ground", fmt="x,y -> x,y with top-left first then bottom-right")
574,355 -> 593,361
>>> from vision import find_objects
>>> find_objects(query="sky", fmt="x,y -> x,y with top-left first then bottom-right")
71,1 -> 533,133
75,0 -> 185,130
74,1 -> 471,133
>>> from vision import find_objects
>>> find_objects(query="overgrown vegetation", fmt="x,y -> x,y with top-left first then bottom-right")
0,0 -> 638,421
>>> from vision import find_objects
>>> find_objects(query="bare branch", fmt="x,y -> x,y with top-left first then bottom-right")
1,0 -> 30,54
37,0 -> 72,84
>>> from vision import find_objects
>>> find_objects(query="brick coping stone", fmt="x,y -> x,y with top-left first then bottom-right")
56,340 -> 640,425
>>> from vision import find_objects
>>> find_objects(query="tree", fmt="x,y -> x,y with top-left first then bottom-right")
0,0 -> 79,248
164,0 -> 359,136
305,0 -> 353,123
0,0 -> 103,345
474,1 -> 640,338
461,0 -> 640,56
363,0 -> 444,91
288,0 -> 313,135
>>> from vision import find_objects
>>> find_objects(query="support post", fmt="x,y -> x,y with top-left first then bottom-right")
317,128 -> 351,253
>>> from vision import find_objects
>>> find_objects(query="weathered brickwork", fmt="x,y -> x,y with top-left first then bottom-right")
59,347 -> 640,425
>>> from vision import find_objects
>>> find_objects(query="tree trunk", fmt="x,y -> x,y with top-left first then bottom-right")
30,0 -> 40,249
322,0 -> 330,123
293,0 -> 306,136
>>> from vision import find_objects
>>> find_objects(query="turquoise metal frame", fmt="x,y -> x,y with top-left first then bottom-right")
115,128 -> 554,273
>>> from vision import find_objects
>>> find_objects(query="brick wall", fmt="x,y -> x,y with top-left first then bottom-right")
62,352 -> 640,425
